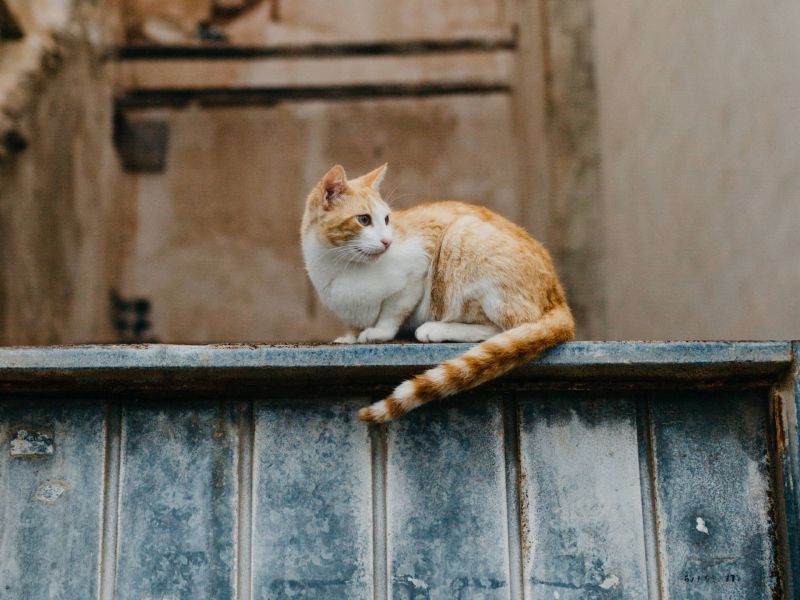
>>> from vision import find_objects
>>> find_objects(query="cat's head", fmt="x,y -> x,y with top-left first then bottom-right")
302,164 -> 393,263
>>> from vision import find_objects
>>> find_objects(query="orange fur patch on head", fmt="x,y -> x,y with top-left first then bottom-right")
302,164 -> 391,248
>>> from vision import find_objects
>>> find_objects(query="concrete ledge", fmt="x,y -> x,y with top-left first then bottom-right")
0,341 -> 793,396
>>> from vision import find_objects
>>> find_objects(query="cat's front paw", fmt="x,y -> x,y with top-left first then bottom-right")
415,321 -> 449,343
357,327 -> 395,343
333,333 -> 357,344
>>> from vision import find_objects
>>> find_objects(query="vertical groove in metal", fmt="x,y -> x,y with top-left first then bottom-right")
636,398 -> 664,600
503,397 -> 524,600
236,400 -> 255,600
99,402 -> 122,600
369,423 -> 388,600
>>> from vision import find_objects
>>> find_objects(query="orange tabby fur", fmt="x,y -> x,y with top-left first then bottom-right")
301,164 -> 575,421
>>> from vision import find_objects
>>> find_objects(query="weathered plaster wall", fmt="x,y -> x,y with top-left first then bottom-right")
120,96 -> 519,342
0,5 -> 130,344
115,0 -> 607,343
594,1 -> 800,340
121,0 -> 511,45
535,0 -> 606,339
14,0 -> 798,345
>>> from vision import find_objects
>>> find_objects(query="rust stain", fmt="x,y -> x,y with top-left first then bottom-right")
770,387 -> 787,458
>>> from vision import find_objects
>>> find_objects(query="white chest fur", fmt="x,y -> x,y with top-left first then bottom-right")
302,233 -> 429,329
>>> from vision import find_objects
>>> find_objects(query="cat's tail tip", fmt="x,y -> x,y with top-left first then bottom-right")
359,382 -> 417,422
357,398 -> 395,423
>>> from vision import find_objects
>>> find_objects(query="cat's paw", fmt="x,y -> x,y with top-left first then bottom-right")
357,327 -> 395,343
415,321 -> 449,343
333,333 -> 357,344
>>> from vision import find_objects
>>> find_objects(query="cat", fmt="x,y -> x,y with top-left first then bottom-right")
301,164 -> 575,422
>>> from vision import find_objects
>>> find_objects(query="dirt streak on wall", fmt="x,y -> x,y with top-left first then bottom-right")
0,5 -> 130,344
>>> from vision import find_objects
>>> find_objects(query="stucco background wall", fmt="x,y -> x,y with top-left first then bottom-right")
594,0 -> 800,340
0,1 -> 131,344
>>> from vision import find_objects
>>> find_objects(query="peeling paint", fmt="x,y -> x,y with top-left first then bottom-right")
393,575 -> 429,590
10,428 -> 54,456
599,574 -> 620,589
393,575 -> 431,599
696,517 -> 709,535
32,479 -> 69,504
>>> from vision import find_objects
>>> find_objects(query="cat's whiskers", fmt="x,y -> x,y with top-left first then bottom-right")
385,193 -> 417,209
383,183 -> 402,208
323,243 -> 370,272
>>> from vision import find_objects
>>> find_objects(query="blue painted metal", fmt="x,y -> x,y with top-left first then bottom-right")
251,399 -> 373,599
518,394 -> 649,598
649,391 -> 777,598
386,397 -> 510,599
114,402 -> 239,599
0,341 -> 790,372
0,342 -> 797,599
0,401 -> 106,599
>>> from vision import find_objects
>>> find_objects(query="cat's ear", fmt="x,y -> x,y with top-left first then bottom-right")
319,164 -> 348,209
359,163 -> 388,190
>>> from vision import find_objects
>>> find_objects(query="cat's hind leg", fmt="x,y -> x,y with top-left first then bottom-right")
415,322 -> 500,343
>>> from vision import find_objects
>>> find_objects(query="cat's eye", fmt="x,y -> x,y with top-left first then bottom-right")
385,215 -> 390,225
356,214 -> 372,226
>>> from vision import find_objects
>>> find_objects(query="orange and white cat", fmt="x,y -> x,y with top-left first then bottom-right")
302,164 -> 574,422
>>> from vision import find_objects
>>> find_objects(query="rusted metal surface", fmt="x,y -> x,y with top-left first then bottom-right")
0,342 -> 797,599
771,343 -> 800,599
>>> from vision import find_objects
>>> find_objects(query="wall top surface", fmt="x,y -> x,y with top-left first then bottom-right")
0,341 -> 793,395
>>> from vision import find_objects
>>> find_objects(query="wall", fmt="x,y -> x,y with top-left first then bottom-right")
120,96 -> 519,342
0,2 -> 130,344
594,0 -> 800,340
9,0 -> 799,345
121,0 -> 511,45
115,0 -> 607,343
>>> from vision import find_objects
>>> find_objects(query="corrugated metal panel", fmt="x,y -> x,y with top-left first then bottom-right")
251,399 -> 373,598
115,402 -> 240,599
0,342 -> 797,599
648,392 -> 776,598
387,398 -> 510,599
519,394 -> 649,598
0,401 -> 106,599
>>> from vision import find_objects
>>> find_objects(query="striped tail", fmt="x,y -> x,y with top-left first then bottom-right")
357,305 -> 574,422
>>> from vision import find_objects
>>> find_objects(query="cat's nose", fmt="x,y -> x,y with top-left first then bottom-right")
381,239 -> 392,249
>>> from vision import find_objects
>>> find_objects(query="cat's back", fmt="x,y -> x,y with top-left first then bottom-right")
398,200 -> 563,320
395,200 -> 547,256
